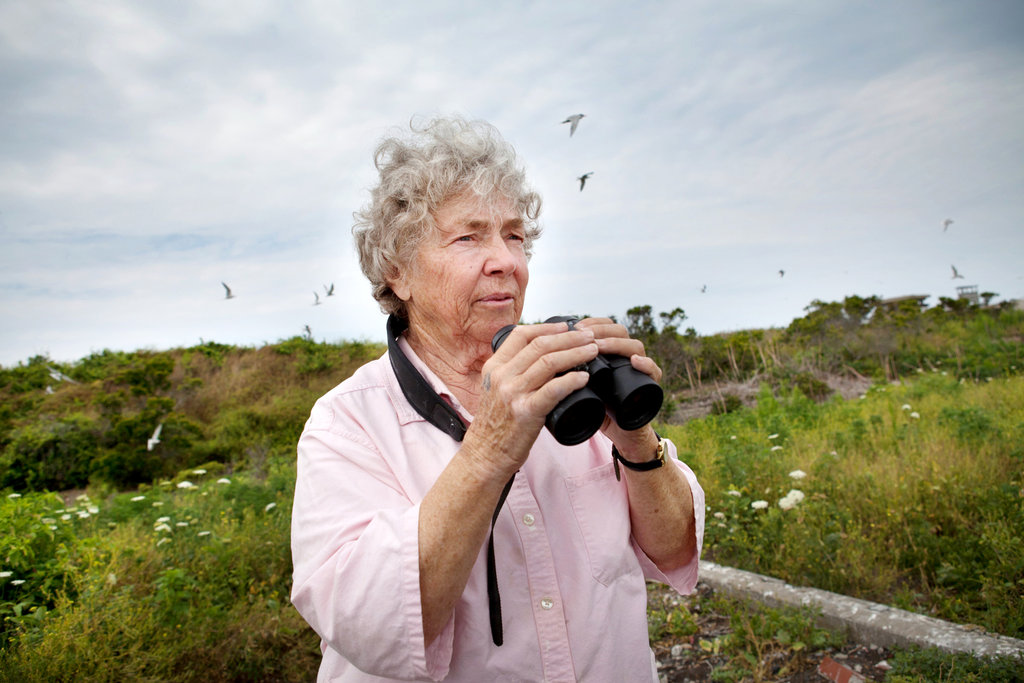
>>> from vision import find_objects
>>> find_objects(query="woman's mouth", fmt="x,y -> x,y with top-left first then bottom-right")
479,293 -> 513,303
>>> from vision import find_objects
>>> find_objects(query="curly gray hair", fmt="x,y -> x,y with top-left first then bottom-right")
352,117 -> 542,319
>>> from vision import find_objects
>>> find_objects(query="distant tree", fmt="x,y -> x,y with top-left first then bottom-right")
624,305 -> 657,344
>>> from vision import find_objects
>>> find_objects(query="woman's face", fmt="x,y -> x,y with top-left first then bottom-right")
392,191 -> 529,354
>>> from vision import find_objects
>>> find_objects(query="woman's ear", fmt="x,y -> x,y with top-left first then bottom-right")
389,270 -> 411,302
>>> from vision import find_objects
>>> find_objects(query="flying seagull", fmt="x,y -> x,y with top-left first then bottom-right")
577,172 -> 593,191
313,291 -> 321,306
324,283 -> 335,296
46,365 -> 77,384
303,324 -> 312,338
562,113 -> 585,136
778,269 -> 785,278
943,218 -> 954,232
221,282 -> 235,299
951,265 -> 965,279
147,423 -> 163,451
700,285 -> 707,294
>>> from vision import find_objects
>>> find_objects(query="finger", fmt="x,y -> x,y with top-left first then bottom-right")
629,354 -> 663,383
519,369 -> 591,418
490,321 -> 575,360
594,335 -> 646,359
486,340 -> 598,401
489,322 -> 596,377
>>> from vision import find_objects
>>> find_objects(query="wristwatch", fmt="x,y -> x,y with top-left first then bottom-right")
612,436 -> 668,480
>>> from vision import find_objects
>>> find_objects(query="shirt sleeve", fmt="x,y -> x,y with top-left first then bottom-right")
289,401 -> 454,681
633,447 -> 706,594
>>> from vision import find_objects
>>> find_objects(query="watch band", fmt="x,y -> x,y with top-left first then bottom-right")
612,437 -> 667,480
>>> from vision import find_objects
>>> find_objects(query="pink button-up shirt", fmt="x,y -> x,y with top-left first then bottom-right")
290,340 -> 705,682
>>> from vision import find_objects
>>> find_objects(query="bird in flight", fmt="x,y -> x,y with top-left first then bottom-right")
943,218 -> 954,232
46,365 -> 77,383
577,172 -> 593,191
147,423 -> 163,451
562,113 -> 585,136
700,285 -> 707,293
778,269 -> 785,278
303,324 -> 312,338
313,291 -> 322,306
222,282 -> 235,299
324,283 -> 335,296
951,265 -> 965,279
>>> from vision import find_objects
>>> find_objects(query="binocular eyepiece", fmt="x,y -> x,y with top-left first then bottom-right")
491,316 -> 664,446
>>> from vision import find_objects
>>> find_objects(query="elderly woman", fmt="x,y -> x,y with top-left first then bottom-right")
290,117 -> 705,682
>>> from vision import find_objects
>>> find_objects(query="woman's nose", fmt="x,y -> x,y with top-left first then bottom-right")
483,234 -> 517,274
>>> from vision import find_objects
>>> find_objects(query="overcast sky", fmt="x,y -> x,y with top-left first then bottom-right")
2,1 -> 1022,366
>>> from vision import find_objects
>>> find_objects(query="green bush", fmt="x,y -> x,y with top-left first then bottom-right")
0,415 -> 99,491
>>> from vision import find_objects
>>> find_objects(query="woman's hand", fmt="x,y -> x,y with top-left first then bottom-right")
462,321 -> 599,481
572,317 -> 663,458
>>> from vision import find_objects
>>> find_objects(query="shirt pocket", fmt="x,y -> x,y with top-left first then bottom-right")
565,462 -> 637,586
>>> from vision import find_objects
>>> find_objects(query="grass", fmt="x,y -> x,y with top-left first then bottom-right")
0,463 -> 320,682
0,325 -> 1022,680
671,372 -> 1024,638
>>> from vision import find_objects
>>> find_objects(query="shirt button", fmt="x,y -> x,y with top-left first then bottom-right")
522,513 -> 535,526
540,598 -> 554,610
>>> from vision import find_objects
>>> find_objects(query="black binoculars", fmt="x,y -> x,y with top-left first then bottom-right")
491,316 -> 664,446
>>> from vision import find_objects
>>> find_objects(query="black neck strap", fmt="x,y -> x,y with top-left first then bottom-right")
385,314 -> 512,646
387,315 -> 467,442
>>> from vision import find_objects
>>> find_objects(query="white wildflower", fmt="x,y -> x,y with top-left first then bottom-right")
264,502 -> 277,513
770,445 -> 783,452
910,412 -> 920,420
76,493 -> 90,501
41,517 -> 56,525
7,493 -> 21,499
152,501 -> 164,507
197,530 -> 212,537
713,512 -> 726,520
156,516 -> 170,523
77,510 -> 91,519
154,523 -> 172,533
156,537 -> 171,546
751,500 -> 769,510
11,579 -> 25,586
177,481 -> 196,490
901,404 -> 911,411
778,489 -> 806,511
726,489 -> 741,497
729,435 -> 737,440
789,470 -> 807,480
192,469 -> 207,475
131,495 -> 146,502
176,521 -> 189,527
217,478 -> 231,485
87,505 -> 99,514
61,513 -> 72,521
768,433 -> 779,440
0,571 -> 11,578
106,573 -> 117,586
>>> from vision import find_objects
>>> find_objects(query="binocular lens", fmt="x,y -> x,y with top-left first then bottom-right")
547,388 -> 607,446
610,382 -> 664,431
